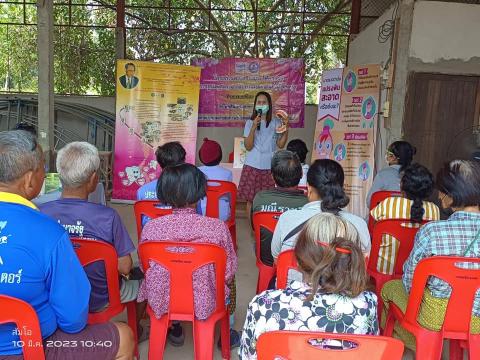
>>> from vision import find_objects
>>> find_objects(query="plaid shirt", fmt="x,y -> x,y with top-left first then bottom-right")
403,211 -> 480,315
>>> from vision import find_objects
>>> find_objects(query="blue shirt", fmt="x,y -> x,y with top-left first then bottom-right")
198,165 -> 233,222
39,198 -> 135,312
137,179 -> 158,200
0,193 -> 90,355
243,118 -> 281,170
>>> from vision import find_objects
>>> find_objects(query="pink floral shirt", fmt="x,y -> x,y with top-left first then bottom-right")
137,208 -> 237,319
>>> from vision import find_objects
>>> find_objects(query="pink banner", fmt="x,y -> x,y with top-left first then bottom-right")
192,58 -> 305,128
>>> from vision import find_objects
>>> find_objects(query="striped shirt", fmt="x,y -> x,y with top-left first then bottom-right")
371,196 -> 440,274
403,211 -> 480,316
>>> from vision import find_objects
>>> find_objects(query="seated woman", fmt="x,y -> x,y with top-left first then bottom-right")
366,141 -> 416,208
137,163 -> 240,347
240,213 -> 379,359
371,163 -> 440,274
381,160 -> 480,351
271,159 -> 370,263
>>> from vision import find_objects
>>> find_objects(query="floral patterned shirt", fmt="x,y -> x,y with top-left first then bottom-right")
239,281 -> 379,359
137,208 -> 237,320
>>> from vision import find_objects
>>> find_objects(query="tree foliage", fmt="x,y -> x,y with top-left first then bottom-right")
0,0 -> 350,102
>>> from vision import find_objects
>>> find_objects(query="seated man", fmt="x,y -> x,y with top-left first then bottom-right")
39,142 -> 144,329
0,130 -> 134,359
197,138 -> 233,222
251,150 -> 308,266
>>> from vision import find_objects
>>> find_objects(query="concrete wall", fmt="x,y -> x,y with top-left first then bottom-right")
408,1 -> 480,75
0,94 -> 318,165
347,3 -> 400,171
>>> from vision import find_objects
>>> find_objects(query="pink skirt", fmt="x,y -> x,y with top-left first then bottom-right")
238,165 -> 276,202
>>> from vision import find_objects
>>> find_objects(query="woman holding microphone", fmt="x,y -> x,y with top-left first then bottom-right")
238,91 -> 290,223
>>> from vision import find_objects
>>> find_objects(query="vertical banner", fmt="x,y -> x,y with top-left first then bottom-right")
112,60 -> 201,200
313,65 -> 380,217
191,58 -> 305,128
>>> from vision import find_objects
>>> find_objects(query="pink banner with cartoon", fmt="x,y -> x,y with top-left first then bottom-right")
191,58 -> 305,127
112,60 -> 201,201
312,65 -> 380,218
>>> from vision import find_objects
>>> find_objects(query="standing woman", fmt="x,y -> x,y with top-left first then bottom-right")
239,91 -> 289,222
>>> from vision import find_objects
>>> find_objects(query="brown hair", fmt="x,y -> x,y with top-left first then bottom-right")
294,213 -> 369,299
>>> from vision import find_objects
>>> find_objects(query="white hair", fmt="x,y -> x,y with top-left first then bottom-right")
0,130 -> 42,183
56,142 -> 100,188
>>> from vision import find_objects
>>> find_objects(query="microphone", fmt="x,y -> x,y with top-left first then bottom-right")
256,109 -> 262,130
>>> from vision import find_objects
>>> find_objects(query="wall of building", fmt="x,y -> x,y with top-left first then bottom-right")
408,1 -> 480,75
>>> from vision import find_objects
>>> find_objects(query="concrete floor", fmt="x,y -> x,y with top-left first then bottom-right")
109,202 -> 443,360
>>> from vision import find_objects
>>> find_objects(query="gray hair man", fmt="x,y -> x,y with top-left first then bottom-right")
39,142 -> 146,341
0,131 -> 134,359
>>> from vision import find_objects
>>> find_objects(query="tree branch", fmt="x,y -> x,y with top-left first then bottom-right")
298,0 -> 352,54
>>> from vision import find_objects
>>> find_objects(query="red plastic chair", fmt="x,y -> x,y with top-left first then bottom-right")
134,200 -> 173,239
228,151 -> 234,163
71,238 -> 139,358
276,249 -> 297,289
252,211 -> 281,294
0,295 -> 45,360
367,219 -> 427,317
206,180 -> 237,250
368,190 -> 402,234
138,241 -> 230,360
257,331 -> 404,360
383,256 -> 480,360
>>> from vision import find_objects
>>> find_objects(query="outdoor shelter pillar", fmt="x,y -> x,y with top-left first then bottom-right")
37,0 -> 55,166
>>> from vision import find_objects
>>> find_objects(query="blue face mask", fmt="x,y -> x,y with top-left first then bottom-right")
255,105 -> 269,115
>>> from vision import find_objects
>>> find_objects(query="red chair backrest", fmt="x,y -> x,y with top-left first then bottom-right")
206,180 -> 237,223
133,200 -> 173,238
368,191 -> 402,233
367,219 -> 427,277
257,331 -> 404,360
405,256 -> 480,337
228,151 -> 234,163
252,211 -> 282,265
0,295 -> 45,360
276,249 -> 297,289
138,241 -> 227,319
70,238 -> 122,316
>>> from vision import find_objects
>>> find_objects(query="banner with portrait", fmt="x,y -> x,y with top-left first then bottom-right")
112,60 -> 201,201
191,58 -> 305,128
312,64 -> 380,217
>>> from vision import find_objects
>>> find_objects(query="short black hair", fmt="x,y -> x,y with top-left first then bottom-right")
307,159 -> 349,214
13,122 -> 37,137
271,150 -> 302,187
155,142 -> 186,169
156,163 -> 207,208
436,160 -> 480,209
287,139 -> 308,163
401,163 -> 434,222
125,62 -> 135,71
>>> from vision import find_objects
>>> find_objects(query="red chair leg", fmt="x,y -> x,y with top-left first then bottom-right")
126,301 -> 139,359
414,331 -> 443,360
193,319 -> 216,360
220,314 -> 231,360
148,312 -> 169,360
468,334 -> 480,360
449,339 -> 462,360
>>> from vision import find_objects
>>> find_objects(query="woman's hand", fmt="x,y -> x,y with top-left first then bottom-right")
275,110 -> 289,134
253,114 -> 262,129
